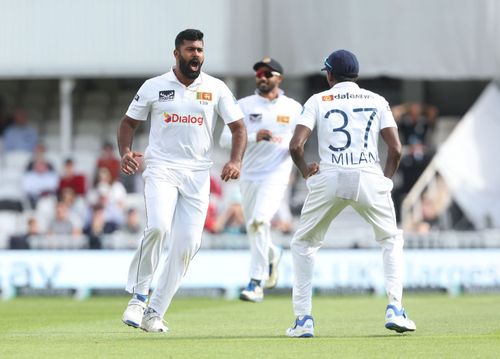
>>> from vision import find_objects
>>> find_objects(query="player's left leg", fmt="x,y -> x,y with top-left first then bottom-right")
240,180 -> 288,301
353,172 -> 416,333
144,169 -> 209,332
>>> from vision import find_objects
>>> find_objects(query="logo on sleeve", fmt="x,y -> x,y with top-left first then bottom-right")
134,94 -> 140,101
249,114 -> 262,122
277,115 -> 290,124
159,90 -> 175,102
322,95 -> 334,101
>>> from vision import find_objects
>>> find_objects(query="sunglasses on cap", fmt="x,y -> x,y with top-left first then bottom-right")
255,69 -> 281,78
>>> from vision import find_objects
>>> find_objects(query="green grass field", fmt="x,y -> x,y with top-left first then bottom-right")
1,294 -> 499,358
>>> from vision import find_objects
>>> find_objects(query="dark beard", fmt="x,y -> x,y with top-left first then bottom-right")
179,57 -> 202,79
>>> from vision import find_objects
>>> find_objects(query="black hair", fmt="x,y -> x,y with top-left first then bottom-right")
175,29 -> 204,49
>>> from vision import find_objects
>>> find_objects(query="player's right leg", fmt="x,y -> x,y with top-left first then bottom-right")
288,171 -> 346,336
122,166 -> 179,330
352,172 -> 416,333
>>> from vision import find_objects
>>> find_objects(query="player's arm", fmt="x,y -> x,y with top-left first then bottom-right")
380,127 -> 402,178
117,115 -> 143,175
221,119 -> 247,182
289,124 -> 319,179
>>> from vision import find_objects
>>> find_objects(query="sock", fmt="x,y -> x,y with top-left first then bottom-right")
133,293 -> 148,303
250,278 -> 262,287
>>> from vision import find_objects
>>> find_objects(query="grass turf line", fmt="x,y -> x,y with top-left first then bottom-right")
1,295 -> 499,358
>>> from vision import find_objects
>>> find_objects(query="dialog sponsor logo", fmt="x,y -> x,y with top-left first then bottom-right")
163,112 -> 204,126
322,95 -> 334,101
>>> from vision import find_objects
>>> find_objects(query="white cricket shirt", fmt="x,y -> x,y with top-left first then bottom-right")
220,91 -> 302,183
298,82 -> 397,174
126,69 -> 243,170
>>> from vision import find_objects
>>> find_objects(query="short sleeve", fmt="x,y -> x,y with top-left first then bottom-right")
379,99 -> 397,129
126,81 -> 153,121
216,82 -> 244,124
296,96 -> 317,130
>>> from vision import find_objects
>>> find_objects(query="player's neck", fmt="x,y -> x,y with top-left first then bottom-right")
258,87 -> 280,101
173,68 -> 197,87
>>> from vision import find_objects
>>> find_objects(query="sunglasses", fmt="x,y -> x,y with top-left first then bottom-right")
255,69 -> 281,78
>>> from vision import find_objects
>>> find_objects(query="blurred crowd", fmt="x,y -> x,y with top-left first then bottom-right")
0,101 -> 473,250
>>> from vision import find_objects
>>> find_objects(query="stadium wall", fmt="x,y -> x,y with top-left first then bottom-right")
0,0 -> 499,78
1,249 -> 499,299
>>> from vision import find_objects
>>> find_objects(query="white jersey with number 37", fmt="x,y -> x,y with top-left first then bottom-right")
298,81 -> 397,174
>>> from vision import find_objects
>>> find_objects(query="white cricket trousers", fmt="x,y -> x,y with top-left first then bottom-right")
291,168 -> 404,316
240,179 -> 288,281
126,166 -> 209,318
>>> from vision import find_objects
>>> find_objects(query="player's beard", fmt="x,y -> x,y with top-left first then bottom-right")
179,56 -> 203,80
257,80 -> 276,94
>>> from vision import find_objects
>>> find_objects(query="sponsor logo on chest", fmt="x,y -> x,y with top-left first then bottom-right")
277,115 -> 290,124
159,90 -> 175,102
163,112 -> 204,126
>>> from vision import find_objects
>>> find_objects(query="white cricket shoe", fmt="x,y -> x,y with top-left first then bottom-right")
141,307 -> 169,333
385,304 -> 416,333
286,315 -> 314,338
122,298 -> 146,328
265,246 -> 282,289
239,281 -> 264,302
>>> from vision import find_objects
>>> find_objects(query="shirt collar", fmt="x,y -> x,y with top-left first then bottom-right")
254,88 -> 284,102
166,67 -> 203,89
332,81 -> 359,90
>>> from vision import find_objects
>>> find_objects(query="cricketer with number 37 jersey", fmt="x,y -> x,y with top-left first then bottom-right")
298,81 -> 397,175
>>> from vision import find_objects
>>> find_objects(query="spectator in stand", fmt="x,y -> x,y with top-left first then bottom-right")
124,208 -> 141,234
96,141 -> 121,183
59,187 -> 87,225
392,137 -> 433,222
0,97 -> 13,137
47,200 -> 82,237
58,158 -> 87,196
9,217 -> 40,249
88,167 -> 127,210
2,109 -> 38,152
22,157 -> 59,208
392,102 -> 438,146
84,203 -> 117,249
26,142 -> 55,171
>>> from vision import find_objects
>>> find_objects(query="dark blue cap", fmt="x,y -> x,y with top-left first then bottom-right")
321,49 -> 359,77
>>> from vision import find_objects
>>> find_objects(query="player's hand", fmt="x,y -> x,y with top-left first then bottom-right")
304,162 -> 320,179
256,129 -> 273,142
121,151 -> 143,175
220,160 -> 241,182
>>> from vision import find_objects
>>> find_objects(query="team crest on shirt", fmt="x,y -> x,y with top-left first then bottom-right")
196,92 -> 212,101
276,115 -> 290,124
159,90 -> 175,102
249,114 -> 262,122
322,95 -> 334,101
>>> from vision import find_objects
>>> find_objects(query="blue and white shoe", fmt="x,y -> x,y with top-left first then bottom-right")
239,281 -> 264,302
122,298 -> 146,328
286,315 -> 314,338
385,304 -> 416,333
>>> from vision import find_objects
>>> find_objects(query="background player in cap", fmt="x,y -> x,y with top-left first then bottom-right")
286,49 -> 416,337
220,58 -> 302,302
119,29 -> 246,333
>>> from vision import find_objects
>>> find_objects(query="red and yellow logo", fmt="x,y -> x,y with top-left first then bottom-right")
277,115 -> 290,124
163,112 -> 204,126
196,92 -> 212,101
322,95 -> 334,101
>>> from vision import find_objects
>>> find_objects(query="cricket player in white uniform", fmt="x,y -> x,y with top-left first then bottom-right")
220,58 -> 302,302
118,29 -> 246,333
286,50 -> 416,337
